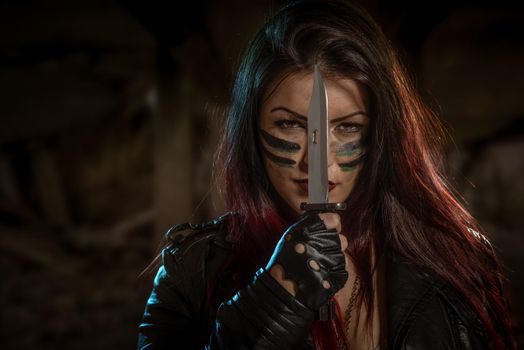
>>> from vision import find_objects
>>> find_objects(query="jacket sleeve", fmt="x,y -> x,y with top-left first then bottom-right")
209,268 -> 316,349
138,242 -> 316,350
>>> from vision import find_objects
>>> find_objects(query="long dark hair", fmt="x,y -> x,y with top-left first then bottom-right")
215,0 -> 513,348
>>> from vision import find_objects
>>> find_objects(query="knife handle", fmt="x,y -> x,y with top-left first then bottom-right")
300,201 -> 346,321
317,297 -> 336,321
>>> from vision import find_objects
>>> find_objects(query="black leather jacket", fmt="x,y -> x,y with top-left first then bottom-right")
137,214 -> 490,349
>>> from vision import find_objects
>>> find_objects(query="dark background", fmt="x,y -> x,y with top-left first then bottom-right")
0,0 -> 523,349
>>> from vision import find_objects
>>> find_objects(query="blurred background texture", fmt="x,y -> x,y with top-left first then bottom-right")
0,0 -> 523,349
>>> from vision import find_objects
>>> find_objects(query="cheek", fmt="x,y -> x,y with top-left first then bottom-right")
340,164 -> 361,183
333,139 -> 363,157
332,139 -> 366,172
265,159 -> 292,185
334,164 -> 362,201
331,140 -> 366,200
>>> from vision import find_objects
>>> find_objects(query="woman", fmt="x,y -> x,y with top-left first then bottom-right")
138,0 -> 514,349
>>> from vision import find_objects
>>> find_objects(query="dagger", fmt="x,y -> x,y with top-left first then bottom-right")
300,65 -> 346,321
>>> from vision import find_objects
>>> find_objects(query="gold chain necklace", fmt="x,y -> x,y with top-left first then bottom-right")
344,275 -> 361,337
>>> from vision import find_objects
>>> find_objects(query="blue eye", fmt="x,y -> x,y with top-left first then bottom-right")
335,122 -> 362,133
275,119 -> 304,129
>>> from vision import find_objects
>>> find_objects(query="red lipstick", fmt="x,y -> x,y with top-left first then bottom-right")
296,179 -> 336,194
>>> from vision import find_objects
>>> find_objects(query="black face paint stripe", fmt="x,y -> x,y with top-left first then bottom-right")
335,140 -> 362,156
260,129 -> 301,153
261,144 -> 296,167
340,155 -> 364,171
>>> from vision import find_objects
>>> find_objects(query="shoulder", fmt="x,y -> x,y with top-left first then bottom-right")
139,214 -> 235,347
151,213 -> 235,312
159,212 -> 235,291
163,212 -> 234,264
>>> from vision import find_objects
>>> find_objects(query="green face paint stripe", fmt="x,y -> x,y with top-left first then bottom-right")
260,129 -> 301,153
339,156 -> 364,171
261,144 -> 296,167
336,148 -> 362,157
335,140 -> 361,157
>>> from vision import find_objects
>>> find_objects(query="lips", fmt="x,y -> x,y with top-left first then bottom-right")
296,179 -> 336,194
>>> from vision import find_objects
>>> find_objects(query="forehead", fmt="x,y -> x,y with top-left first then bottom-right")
262,71 -> 368,117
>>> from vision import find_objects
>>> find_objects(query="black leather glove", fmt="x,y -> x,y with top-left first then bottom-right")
265,212 -> 348,311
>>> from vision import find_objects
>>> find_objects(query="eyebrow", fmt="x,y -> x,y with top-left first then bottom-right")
270,106 -> 368,123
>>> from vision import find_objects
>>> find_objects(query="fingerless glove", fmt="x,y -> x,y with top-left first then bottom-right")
265,213 -> 348,311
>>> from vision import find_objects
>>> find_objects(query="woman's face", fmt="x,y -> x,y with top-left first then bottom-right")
259,71 -> 370,216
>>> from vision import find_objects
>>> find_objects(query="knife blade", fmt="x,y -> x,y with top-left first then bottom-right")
307,65 -> 329,204
301,65 -> 346,213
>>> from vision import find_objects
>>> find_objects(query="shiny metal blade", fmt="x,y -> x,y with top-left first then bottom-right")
307,65 -> 329,204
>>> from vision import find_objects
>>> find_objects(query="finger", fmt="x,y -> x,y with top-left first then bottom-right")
307,230 -> 341,252
339,234 -> 348,251
269,264 -> 298,297
330,269 -> 349,291
318,212 -> 341,232
315,249 -> 345,269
